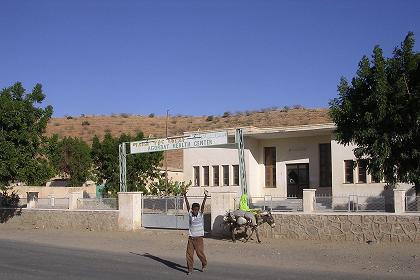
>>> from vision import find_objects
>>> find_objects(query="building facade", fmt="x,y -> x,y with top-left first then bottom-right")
184,124 -> 412,198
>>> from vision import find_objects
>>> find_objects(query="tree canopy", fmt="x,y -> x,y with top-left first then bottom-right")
91,132 -> 164,196
330,32 -> 420,192
46,135 -> 92,187
0,82 -> 54,189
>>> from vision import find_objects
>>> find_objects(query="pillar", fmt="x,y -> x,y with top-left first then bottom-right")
393,189 -> 406,214
303,189 -> 316,213
210,192 -> 236,236
69,192 -> 83,210
118,192 -> 143,231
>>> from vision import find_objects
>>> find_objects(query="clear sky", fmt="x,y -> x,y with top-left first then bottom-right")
1,0 -> 419,117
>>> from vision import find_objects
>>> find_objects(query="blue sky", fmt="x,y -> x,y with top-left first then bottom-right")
1,0 -> 419,117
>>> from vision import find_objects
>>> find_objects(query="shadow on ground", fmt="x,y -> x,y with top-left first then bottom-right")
129,252 -> 202,274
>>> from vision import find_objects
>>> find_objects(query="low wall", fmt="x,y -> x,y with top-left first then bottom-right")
0,209 -> 118,231
10,186 -> 97,199
258,213 -> 420,243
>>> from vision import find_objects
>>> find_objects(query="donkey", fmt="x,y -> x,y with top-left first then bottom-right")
224,211 -> 275,243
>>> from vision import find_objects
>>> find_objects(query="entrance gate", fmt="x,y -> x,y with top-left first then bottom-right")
119,129 -> 246,229
142,196 -> 188,229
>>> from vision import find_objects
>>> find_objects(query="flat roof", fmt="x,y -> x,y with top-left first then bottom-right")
184,123 -> 336,139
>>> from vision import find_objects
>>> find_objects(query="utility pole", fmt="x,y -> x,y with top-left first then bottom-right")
165,109 -> 169,188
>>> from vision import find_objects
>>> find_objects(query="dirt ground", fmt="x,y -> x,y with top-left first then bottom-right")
0,225 -> 419,278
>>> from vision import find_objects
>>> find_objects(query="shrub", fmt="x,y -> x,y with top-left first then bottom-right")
65,115 -> 73,120
206,115 -> 214,122
82,120 -> 90,126
148,113 -> 155,118
292,104 -> 304,109
120,113 -> 130,118
222,111 -> 230,118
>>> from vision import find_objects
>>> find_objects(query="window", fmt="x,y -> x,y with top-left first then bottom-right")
203,166 -> 209,186
222,165 -> 229,186
213,166 -> 219,186
193,166 -> 200,186
233,165 -> 239,186
344,160 -> 354,183
358,160 -> 367,183
264,147 -> 276,188
319,143 -> 332,187
371,173 -> 381,183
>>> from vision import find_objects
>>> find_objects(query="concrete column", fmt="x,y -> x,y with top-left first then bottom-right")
118,192 -> 143,231
303,189 -> 316,213
210,192 -> 236,236
48,195 -> 55,207
393,189 -> 406,214
69,192 -> 83,210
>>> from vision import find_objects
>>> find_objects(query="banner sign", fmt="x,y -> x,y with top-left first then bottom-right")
130,131 -> 228,154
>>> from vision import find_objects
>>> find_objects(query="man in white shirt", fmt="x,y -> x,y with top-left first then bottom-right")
183,189 -> 208,275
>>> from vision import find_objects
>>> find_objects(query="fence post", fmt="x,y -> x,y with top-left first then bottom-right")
69,192 -> 83,210
118,192 -> 143,231
303,189 -> 316,213
393,189 -> 406,214
210,192 -> 237,236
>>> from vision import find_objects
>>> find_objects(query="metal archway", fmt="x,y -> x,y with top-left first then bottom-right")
119,128 -> 247,195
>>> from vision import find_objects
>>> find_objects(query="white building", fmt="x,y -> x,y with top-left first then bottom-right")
184,123 -> 413,199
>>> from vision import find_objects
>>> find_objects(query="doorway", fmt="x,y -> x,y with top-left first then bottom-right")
286,163 -> 309,198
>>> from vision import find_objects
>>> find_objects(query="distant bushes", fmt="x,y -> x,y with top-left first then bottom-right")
222,112 -> 231,118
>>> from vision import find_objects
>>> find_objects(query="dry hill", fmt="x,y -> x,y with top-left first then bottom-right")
45,108 -> 332,169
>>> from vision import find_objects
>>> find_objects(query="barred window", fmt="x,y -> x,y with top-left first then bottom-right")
223,165 -> 229,186
233,165 -> 239,186
213,166 -> 219,186
344,160 -> 354,183
358,160 -> 367,183
319,143 -> 332,187
203,166 -> 209,186
193,166 -> 200,186
264,147 -> 276,188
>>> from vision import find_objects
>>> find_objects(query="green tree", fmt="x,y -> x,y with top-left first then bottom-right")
91,132 -> 164,196
0,82 -> 54,189
330,32 -> 420,193
47,136 -> 92,187
149,178 -> 192,196
45,134 -> 61,175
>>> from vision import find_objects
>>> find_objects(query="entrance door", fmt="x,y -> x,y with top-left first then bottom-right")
286,164 -> 309,198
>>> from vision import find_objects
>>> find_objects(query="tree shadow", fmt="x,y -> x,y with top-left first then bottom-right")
0,190 -> 22,223
364,189 -> 394,212
129,252 -> 200,273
